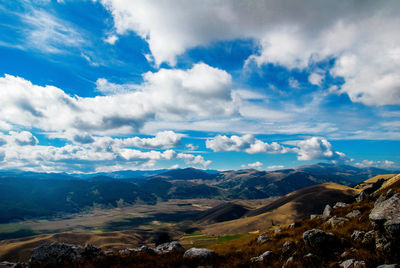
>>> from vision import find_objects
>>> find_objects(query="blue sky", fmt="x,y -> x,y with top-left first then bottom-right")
0,0 -> 399,173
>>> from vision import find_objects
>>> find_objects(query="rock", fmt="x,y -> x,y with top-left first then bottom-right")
303,229 -> 339,251
361,230 -> 376,246
136,245 -> 160,255
377,265 -> 399,268
120,245 -> 160,256
183,248 -> 217,266
250,250 -> 274,264
81,244 -> 103,259
282,241 -> 295,255
288,222 -> 300,228
285,256 -> 294,266
257,234 -> 270,243
322,204 -> 333,220
346,210 -> 361,218
155,241 -> 185,254
118,248 -> 136,256
351,231 -> 365,242
369,193 -> 400,228
340,259 -> 366,268
327,216 -> 349,227
334,202 -> 348,209
376,194 -> 388,205
310,214 -> 321,219
274,227 -> 282,233
341,259 -> 355,268
375,235 -> 390,252
356,191 -> 366,202
354,260 -> 366,268
384,219 -> 400,238
30,242 -> 84,267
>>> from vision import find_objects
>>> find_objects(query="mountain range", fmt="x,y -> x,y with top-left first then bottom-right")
0,163 -> 395,223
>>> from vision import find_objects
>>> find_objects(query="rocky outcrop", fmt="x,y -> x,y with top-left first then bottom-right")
322,204 -> 332,220
183,248 -> 217,267
303,229 -> 339,252
257,234 -> 270,243
340,259 -> 366,268
384,219 -> 400,238
346,210 -> 361,218
119,245 -> 160,256
250,250 -> 274,265
333,202 -> 348,209
369,194 -> 400,227
155,241 -> 185,254
29,242 -> 103,267
351,230 -> 365,242
356,191 -> 366,202
327,216 -> 349,227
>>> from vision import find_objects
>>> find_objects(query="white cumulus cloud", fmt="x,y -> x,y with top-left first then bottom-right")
0,63 -> 234,135
293,137 -> 348,163
355,160 -> 397,169
206,134 -> 290,154
101,0 -> 400,106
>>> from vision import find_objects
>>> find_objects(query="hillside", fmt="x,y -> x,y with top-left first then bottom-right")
0,230 -> 143,262
201,183 -> 359,235
196,203 -> 250,224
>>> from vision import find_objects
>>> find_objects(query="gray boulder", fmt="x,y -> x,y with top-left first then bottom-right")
250,250 -> 274,264
327,216 -> 349,227
303,229 -> 339,251
369,193 -> 400,227
282,241 -> 295,254
257,234 -> 270,243
155,241 -> 185,254
340,259 -> 355,268
375,235 -> 391,252
334,202 -> 348,209
375,194 -> 388,205
119,245 -> 160,256
356,191 -> 366,202
322,204 -> 333,220
351,230 -> 365,242
310,214 -> 321,219
183,248 -> 217,266
340,259 -> 366,268
361,230 -> 376,246
346,210 -> 361,218
30,242 -> 83,267
384,219 -> 400,238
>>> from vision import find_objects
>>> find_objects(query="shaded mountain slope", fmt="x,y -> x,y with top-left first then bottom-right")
196,203 -> 249,224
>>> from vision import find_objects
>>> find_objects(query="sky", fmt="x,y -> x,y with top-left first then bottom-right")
0,0 -> 399,173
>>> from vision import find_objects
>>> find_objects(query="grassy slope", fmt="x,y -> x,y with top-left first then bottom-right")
202,183 -> 359,235
0,230 -> 142,262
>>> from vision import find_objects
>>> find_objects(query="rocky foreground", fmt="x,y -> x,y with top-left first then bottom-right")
1,178 -> 400,267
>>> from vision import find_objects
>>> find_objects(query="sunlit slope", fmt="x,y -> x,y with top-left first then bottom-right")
0,230 -> 142,262
202,183 -> 359,235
